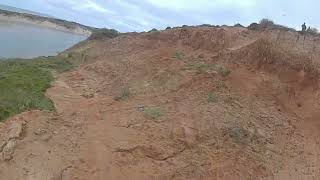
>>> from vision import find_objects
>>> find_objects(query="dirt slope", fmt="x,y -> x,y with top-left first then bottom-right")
1,26 -> 320,180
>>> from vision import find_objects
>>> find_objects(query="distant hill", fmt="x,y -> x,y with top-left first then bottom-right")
0,4 -> 52,18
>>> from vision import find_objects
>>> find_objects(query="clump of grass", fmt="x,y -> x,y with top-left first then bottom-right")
0,55 -> 78,121
114,87 -> 131,101
197,64 -> 216,73
229,127 -> 250,144
172,51 -> 185,60
218,66 -> 231,77
207,92 -> 218,103
143,107 -> 163,119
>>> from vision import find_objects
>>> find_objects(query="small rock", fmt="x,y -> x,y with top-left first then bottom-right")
137,106 -> 145,112
7,122 -> 23,140
41,134 -> 52,142
266,143 -> 280,154
82,92 -> 94,99
1,140 -> 16,161
0,141 -> 7,152
34,128 -> 47,136
206,70 -> 218,75
50,116 -> 59,121
256,128 -> 267,137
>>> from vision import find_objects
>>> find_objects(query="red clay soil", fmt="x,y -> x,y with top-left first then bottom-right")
0,26 -> 320,180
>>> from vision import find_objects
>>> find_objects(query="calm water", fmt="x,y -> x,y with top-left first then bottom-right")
0,20 -> 87,59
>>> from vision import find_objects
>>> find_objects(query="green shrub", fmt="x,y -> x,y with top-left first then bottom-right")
218,66 -> 231,77
229,127 -> 250,144
248,23 -> 259,30
307,27 -> 318,34
148,28 -> 159,33
197,64 -> 216,73
114,87 -> 131,101
259,18 -> 274,28
172,51 -> 185,60
207,92 -> 218,103
200,24 -> 212,27
89,28 -> 119,40
143,107 -> 163,119
234,23 -> 244,28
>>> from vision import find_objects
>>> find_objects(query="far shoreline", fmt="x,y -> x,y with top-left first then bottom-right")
0,10 -> 93,36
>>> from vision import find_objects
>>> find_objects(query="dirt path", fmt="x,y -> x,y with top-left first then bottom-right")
47,75 -> 141,179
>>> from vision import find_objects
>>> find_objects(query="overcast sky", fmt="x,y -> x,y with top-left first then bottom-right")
0,0 -> 319,32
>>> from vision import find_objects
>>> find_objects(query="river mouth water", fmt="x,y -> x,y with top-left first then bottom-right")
0,20 -> 88,59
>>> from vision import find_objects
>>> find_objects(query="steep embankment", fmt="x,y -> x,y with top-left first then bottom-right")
0,9 -> 94,35
1,26 -> 320,180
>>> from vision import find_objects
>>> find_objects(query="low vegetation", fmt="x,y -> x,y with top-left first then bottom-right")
248,18 -> 294,32
0,55 -> 79,121
197,64 -> 216,73
259,18 -> 275,28
218,66 -> 231,77
234,23 -> 244,28
114,87 -> 131,101
229,127 -> 250,145
172,51 -> 185,60
148,28 -> 159,33
88,28 -> 119,40
207,92 -> 218,103
143,107 -> 163,120
306,27 -> 319,34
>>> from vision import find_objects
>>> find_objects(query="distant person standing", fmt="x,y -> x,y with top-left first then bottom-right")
296,22 -> 307,44
302,22 -> 307,32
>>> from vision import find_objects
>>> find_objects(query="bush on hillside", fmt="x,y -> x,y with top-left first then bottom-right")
259,18 -> 274,28
89,28 -> 119,40
234,23 -> 244,28
306,27 -> 318,34
248,19 -> 293,32
148,28 -> 159,33
200,24 -> 212,27
248,23 -> 259,30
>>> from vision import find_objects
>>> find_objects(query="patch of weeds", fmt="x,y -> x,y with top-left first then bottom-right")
207,92 -> 218,103
143,107 -> 163,119
218,66 -> 231,77
229,127 -> 250,144
114,87 -> 131,101
197,64 -> 216,73
172,51 -> 185,60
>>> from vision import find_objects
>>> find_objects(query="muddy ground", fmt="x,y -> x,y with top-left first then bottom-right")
0,26 -> 320,180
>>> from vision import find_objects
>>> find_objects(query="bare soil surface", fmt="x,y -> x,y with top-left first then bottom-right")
1,26 -> 320,180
